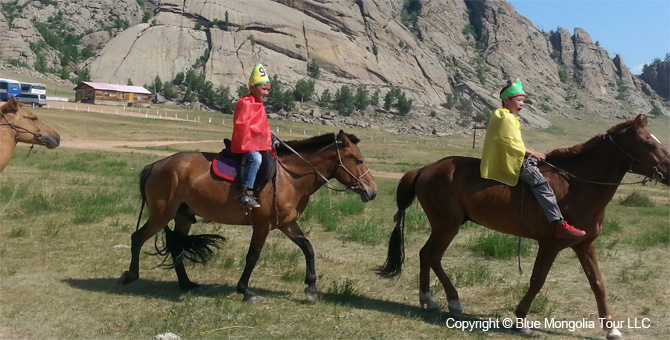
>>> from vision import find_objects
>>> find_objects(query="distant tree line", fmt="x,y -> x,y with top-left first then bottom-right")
146,60 -> 413,116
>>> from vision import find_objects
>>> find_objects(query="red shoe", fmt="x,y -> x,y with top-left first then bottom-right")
555,221 -> 586,239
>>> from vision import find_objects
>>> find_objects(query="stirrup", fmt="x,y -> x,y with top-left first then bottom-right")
236,190 -> 260,209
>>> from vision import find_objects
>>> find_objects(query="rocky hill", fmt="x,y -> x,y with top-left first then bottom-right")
1,0 -> 668,136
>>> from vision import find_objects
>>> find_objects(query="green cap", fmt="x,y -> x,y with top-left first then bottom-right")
500,77 -> 525,100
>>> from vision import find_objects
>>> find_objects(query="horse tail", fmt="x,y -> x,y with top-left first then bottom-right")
376,168 -> 422,278
151,227 -> 226,269
134,163 -> 154,232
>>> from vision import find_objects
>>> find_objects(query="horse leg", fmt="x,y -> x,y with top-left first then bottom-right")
418,228 -> 461,314
514,242 -> 560,335
167,212 -> 199,291
280,221 -> 318,301
117,215 -> 170,285
573,241 -> 622,340
236,223 -> 271,303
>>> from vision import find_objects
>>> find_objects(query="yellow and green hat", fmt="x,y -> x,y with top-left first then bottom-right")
499,77 -> 525,100
248,64 -> 270,86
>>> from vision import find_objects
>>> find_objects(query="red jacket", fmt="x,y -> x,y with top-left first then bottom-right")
231,94 -> 272,153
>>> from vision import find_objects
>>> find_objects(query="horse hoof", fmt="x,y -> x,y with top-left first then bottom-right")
517,327 -> 532,336
447,300 -> 463,315
243,295 -> 259,304
305,287 -> 319,302
117,271 -> 138,285
419,293 -> 442,313
179,281 -> 201,292
606,328 -> 623,340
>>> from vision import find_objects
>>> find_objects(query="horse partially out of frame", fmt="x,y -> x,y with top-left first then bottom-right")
377,115 -> 669,340
0,96 -> 60,172
118,131 -> 377,302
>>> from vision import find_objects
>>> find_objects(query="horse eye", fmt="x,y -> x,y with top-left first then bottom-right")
355,159 -> 364,165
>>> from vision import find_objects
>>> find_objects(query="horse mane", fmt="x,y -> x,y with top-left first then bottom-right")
276,132 -> 360,156
546,119 -> 634,160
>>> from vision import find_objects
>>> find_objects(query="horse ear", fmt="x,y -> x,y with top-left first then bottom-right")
5,97 -> 20,112
337,130 -> 346,141
633,114 -> 648,128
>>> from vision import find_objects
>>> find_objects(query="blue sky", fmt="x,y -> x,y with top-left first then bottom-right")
508,0 -> 670,74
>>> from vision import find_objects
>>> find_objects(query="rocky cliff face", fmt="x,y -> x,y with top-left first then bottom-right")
640,61 -> 670,100
1,0 -> 667,135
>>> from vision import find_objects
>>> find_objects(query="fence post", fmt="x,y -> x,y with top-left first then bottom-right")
472,125 -> 486,149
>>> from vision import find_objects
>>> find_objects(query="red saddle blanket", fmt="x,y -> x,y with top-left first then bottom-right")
210,144 -> 276,191
211,151 -> 242,182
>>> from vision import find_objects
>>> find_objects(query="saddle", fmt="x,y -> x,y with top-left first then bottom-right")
211,139 -> 276,191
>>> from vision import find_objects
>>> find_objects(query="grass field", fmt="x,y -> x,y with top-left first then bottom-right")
0,106 -> 668,340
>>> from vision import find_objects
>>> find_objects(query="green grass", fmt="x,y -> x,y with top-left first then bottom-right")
468,231 -> 532,259
0,107 -> 668,340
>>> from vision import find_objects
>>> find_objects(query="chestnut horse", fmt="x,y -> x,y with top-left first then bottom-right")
0,96 -> 60,172
118,131 -> 377,302
377,115 -> 669,340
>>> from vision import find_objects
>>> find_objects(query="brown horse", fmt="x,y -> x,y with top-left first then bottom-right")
0,96 -> 60,172
118,130 -> 377,302
377,115 -> 669,340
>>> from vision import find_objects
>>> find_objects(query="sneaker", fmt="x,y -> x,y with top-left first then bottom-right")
237,191 -> 260,209
555,221 -> 586,239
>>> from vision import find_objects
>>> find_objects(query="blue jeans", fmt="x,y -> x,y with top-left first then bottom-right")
242,151 -> 262,189
520,157 -> 563,223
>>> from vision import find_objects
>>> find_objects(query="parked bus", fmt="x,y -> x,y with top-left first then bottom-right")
0,78 -> 21,100
20,82 -> 47,95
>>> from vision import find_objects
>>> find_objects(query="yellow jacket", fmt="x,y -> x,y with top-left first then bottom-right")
480,108 -> 526,186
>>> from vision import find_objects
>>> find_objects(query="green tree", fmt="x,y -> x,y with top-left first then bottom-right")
333,85 -> 355,115
173,72 -> 185,85
153,75 -> 163,93
237,84 -> 249,98
354,85 -> 370,111
215,86 -> 235,113
268,75 -> 295,111
162,82 -> 177,99
307,59 -> 320,78
383,87 -> 401,110
74,68 -> 91,83
370,89 -> 380,106
199,81 -> 216,105
293,78 -> 315,102
35,54 -> 47,73
126,78 -> 134,86
320,89 -> 332,108
183,88 -> 196,102
396,92 -> 413,115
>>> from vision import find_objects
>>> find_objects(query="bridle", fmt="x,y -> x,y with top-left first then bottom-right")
274,134 -> 370,192
0,113 -> 42,155
544,133 -> 669,186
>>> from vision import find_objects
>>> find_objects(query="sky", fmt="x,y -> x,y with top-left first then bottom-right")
508,0 -> 670,74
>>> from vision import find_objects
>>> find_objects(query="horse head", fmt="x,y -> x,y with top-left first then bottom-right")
333,130 -> 378,201
608,114 -> 670,185
0,96 -> 60,149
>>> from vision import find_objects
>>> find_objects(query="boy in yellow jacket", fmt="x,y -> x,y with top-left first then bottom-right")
480,78 -> 585,239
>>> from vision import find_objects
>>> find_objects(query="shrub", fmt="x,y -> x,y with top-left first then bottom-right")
620,192 -> 654,207
469,231 -> 531,259
649,107 -> 663,117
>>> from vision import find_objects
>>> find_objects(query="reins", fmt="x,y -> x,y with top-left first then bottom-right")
273,134 -> 369,192
515,132 -> 669,274
543,134 -> 669,186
